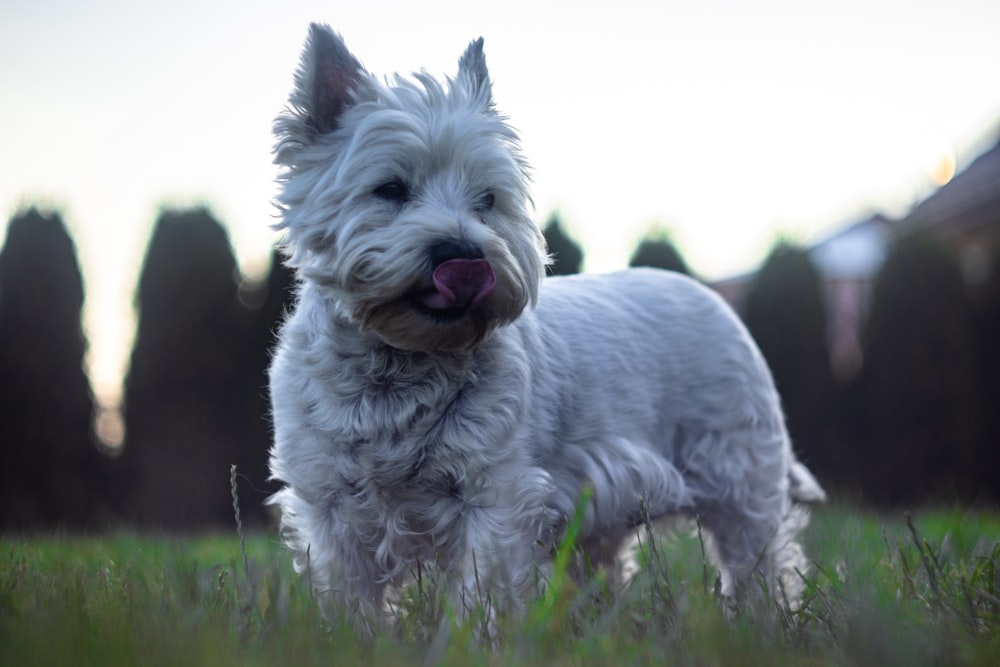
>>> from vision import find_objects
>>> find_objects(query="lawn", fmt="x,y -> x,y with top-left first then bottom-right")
2,503 -> 998,666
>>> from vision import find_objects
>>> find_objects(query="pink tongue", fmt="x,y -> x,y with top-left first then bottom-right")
423,259 -> 496,310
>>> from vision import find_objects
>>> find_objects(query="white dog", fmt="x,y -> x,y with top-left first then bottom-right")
268,24 -> 825,635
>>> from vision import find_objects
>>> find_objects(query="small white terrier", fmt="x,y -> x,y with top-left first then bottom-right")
268,24 -> 825,635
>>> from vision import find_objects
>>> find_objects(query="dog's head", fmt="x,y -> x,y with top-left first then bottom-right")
274,25 -> 547,353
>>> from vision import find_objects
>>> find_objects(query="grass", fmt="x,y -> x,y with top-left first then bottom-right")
2,502 -> 999,666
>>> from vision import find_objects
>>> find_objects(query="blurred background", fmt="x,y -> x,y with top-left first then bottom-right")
1,0 -> 999,531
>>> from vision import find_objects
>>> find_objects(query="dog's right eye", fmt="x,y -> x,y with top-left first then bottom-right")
373,179 -> 410,204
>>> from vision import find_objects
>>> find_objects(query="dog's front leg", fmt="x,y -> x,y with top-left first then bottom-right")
444,464 -> 554,642
275,491 -> 389,637
318,551 -> 388,639
451,537 -> 501,638
447,520 -> 529,645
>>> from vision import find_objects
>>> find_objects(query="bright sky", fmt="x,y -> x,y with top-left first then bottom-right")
2,0 -> 1000,409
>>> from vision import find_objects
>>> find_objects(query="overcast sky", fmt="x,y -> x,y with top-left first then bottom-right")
3,0 -> 1000,406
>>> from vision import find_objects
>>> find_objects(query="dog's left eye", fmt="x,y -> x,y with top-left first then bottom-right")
373,179 -> 410,204
477,192 -> 495,212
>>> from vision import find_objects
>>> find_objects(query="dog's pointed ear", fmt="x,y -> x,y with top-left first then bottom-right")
276,24 -> 371,156
457,38 -> 494,109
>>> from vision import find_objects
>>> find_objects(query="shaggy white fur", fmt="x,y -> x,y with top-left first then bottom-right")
268,24 -> 825,636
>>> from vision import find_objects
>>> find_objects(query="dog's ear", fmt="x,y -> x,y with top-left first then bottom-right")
276,24 -> 371,157
457,38 -> 494,110
300,24 -> 370,134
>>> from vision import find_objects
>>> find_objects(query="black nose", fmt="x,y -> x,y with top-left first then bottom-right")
428,240 -> 484,267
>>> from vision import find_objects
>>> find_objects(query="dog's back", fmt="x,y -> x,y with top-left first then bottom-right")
528,267 -> 781,442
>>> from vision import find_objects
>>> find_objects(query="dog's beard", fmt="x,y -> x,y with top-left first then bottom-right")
357,296 -> 502,352
350,253 -> 531,353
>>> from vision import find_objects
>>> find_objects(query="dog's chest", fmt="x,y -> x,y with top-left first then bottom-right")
328,372 -> 498,498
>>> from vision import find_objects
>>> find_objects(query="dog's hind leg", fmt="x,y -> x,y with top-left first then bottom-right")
695,500 -> 783,602
681,427 -> 795,606
698,499 -> 813,612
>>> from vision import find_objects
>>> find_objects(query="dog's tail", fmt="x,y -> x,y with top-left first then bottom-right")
788,459 -> 827,503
